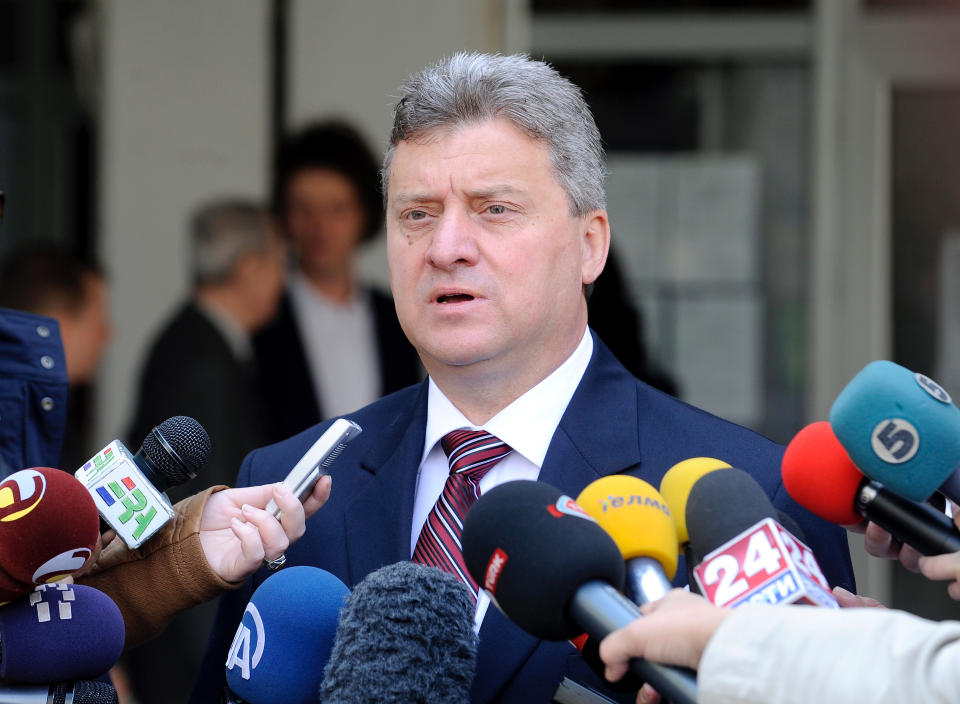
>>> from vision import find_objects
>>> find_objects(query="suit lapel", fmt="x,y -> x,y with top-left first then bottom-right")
342,383 -> 429,585
472,333 -> 643,703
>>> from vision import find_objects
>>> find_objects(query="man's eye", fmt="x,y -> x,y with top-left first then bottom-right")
406,210 -> 427,221
487,205 -> 507,215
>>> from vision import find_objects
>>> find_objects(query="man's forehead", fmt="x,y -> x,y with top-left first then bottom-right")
387,120 -> 554,200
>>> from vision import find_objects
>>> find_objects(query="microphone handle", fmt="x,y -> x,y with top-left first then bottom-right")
857,480 -> 960,555
569,581 -> 698,704
625,557 -> 673,606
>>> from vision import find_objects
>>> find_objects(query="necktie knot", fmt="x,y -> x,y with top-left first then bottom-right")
441,429 -> 513,481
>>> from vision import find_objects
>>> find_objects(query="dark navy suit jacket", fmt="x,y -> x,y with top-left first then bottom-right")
191,332 -> 855,703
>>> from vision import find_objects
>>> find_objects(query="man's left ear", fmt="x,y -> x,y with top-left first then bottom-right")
581,210 -> 610,286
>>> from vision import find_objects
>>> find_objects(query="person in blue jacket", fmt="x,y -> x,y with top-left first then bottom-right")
192,52 -> 855,703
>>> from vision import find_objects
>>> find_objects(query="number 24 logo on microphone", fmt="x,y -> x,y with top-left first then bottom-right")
694,519 -> 832,608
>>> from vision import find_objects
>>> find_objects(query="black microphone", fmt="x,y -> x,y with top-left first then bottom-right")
686,469 -> 837,608
74,416 -> 211,547
462,480 -> 698,704
0,680 -> 118,703
321,561 -> 477,704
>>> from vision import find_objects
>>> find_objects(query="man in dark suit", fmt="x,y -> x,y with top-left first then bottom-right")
125,198 -> 285,703
193,54 -> 855,703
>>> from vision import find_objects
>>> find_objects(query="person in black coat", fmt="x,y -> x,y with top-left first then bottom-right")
255,121 -> 420,442
123,199 -> 285,704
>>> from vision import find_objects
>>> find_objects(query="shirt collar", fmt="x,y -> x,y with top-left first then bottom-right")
422,328 -> 594,467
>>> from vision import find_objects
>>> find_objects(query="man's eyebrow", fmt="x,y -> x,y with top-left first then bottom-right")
391,192 -> 438,207
465,185 -> 528,199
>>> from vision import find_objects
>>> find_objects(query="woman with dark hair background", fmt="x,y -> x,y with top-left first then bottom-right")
255,121 -> 421,442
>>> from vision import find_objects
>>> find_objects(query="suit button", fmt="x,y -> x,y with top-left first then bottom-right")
40,355 -> 55,370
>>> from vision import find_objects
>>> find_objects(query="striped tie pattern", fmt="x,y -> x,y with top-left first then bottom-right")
412,429 -> 513,593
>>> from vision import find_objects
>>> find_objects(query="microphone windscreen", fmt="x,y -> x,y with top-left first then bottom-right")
462,480 -> 624,641
658,458 -> 731,544
225,566 -> 348,704
685,468 -> 777,560
0,584 -> 124,682
576,476 -> 679,579
782,421 -> 863,525
136,415 -> 211,489
321,562 -> 476,704
830,360 -> 960,501
0,468 -> 99,592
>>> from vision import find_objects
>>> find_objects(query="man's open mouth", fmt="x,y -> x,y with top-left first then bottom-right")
437,294 -> 475,303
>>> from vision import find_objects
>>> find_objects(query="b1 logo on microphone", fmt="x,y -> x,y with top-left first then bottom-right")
76,440 -> 174,548
693,518 -> 838,609
226,602 -> 266,681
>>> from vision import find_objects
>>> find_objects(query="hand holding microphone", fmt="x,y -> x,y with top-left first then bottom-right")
599,589 -> 729,681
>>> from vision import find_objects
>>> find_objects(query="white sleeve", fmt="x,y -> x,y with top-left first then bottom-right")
697,605 -> 960,704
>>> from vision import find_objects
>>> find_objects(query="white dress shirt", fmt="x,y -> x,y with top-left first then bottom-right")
287,271 -> 380,419
410,328 -> 594,630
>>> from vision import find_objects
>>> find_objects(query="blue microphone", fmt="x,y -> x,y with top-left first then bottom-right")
223,566 -> 349,704
830,360 -> 960,503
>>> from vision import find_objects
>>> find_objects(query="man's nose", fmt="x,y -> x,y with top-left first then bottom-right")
425,207 -> 480,270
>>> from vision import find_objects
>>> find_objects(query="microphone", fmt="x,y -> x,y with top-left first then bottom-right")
830,360 -> 960,503
74,416 -> 211,548
686,469 -> 837,609
321,561 -> 477,704
462,480 -> 698,704
0,468 -> 100,602
783,421 -> 960,555
0,680 -> 118,703
658,457 -> 732,591
222,566 -> 349,704
0,583 -> 124,683
576,476 -> 678,605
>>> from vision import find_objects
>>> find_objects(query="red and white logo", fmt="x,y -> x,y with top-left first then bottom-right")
484,548 -> 508,594
693,518 -> 836,609
546,496 -> 594,521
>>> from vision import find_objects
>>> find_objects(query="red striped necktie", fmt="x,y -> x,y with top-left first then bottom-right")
412,429 -> 513,594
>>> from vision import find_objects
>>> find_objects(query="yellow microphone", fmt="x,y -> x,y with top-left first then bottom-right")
659,458 -> 731,545
659,458 -> 732,594
577,476 -> 678,605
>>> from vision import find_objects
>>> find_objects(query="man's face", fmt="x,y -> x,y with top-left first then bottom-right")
59,274 -> 112,384
386,119 -> 608,385
284,168 -> 366,279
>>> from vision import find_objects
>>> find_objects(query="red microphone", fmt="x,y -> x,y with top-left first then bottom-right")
782,422 -> 960,556
0,468 -> 100,601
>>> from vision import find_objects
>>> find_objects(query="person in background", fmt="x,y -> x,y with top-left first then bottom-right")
123,198 -> 285,704
0,245 -> 112,470
127,198 -> 285,502
255,121 -> 420,442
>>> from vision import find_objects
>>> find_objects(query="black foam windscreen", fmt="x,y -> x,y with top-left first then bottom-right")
135,415 -> 210,489
462,480 -> 625,641
685,468 -> 777,560
321,561 -> 477,704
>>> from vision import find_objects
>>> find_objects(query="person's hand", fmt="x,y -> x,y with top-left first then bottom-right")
198,476 -> 332,583
599,590 -> 728,691
917,501 -> 960,600
832,585 -> 884,608
852,520 -> 923,571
